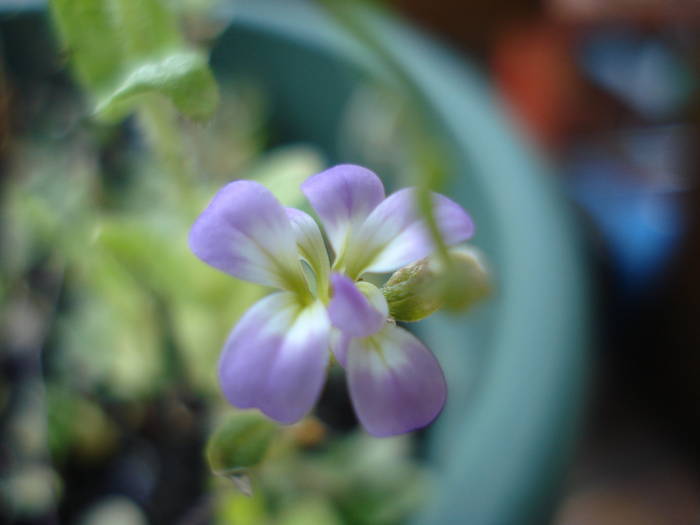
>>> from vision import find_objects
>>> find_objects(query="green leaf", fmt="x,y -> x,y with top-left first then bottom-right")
49,0 -> 124,95
49,0 -> 218,121
110,0 -> 182,59
57,255 -> 163,399
95,51 -> 219,122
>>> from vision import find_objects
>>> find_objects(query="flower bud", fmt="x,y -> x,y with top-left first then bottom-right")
206,412 -> 279,489
382,246 -> 491,322
382,258 -> 442,322
436,246 -> 491,312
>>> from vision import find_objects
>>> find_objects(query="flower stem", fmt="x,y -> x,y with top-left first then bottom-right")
314,0 -> 454,270
138,95 -> 196,208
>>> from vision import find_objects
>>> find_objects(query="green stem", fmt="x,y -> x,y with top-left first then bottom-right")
137,95 -> 198,389
315,0 -> 454,270
138,95 -> 195,207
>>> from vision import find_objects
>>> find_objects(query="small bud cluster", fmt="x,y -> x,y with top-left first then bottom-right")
383,246 -> 491,322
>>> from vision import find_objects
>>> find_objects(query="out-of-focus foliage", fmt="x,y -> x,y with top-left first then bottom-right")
206,412 -> 279,476
47,386 -> 120,461
2,92 -> 323,400
213,432 -> 429,525
49,0 -> 218,121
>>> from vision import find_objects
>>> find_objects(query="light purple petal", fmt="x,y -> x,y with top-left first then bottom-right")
330,328 -> 351,368
286,208 -> 330,291
189,181 -> 306,290
347,324 -> 446,437
343,188 -> 474,277
218,292 -> 330,424
301,165 -> 385,257
327,273 -> 387,338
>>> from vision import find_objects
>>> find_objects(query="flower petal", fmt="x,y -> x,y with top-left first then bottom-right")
301,164 -> 385,257
330,328 -> 351,368
347,324 -> 446,437
327,273 -> 388,338
286,208 -> 330,296
190,180 -> 307,291
343,188 -> 474,278
218,292 -> 330,424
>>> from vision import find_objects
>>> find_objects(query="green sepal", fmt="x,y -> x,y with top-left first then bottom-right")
382,257 -> 442,322
382,246 -> 491,322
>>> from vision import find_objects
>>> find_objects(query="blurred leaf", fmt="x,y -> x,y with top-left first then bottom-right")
57,254 -> 163,399
192,85 -> 268,179
278,497 -> 342,525
206,412 -> 279,477
1,141 -> 97,281
252,146 -> 326,207
215,486 -> 267,525
49,0 -> 218,121
96,51 -> 218,122
310,434 -> 429,525
170,294 -> 258,395
94,216 -> 195,299
109,0 -> 182,58
93,214 -> 263,394
49,0 -> 124,95
47,386 -> 119,461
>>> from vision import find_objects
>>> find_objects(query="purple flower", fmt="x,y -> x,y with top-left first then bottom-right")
189,165 -> 474,436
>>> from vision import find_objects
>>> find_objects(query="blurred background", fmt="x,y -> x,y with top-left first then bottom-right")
0,0 -> 698,524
